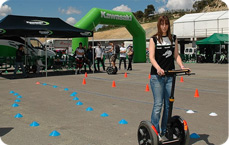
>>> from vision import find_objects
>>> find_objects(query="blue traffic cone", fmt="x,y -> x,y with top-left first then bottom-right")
15,113 -> 23,118
73,97 -> 79,100
119,119 -> 128,124
53,85 -> 58,88
49,130 -> 60,136
190,133 -> 200,139
14,93 -> 19,96
30,121 -> 40,127
10,91 -> 14,94
72,92 -> 77,95
101,113 -> 109,117
86,107 -> 94,111
15,99 -> 21,102
70,94 -> 75,97
17,96 -> 22,99
64,88 -> 69,91
43,83 -> 47,86
12,103 -> 19,107
76,101 -> 83,105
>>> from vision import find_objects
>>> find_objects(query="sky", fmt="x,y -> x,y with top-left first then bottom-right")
0,0 -> 228,26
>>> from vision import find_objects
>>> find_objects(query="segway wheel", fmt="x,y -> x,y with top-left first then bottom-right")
106,66 -> 114,75
113,66 -> 118,74
170,116 -> 190,145
137,120 -> 159,145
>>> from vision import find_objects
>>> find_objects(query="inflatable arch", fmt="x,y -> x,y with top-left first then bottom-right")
72,8 -> 146,63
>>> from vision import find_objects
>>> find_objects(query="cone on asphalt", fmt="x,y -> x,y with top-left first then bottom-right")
82,78 -> 86,85
85,72 -> 88,78
36,82 -> 40,85
101,113 -> 109,117
15,99 -> 21,102
72,97 -> 79,100
86,107 -> 94,111
76,101 -> 83,105
17,96 -> 22,99
12,103 -> 19,107
30,121 -> 40,127
190,133 -> 200,139
180,76 -> 184,82
194,89 -> 199,98
49,130 -> 60,136
112,81 -> 116,87
119,119 -> 128,124
15,113 -> 23,118
145,84 -> 150,92
53,85 -> 58,88
124,72 -> 127,78
148,74 -> 151,79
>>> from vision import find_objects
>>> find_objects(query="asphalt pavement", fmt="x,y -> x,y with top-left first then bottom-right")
0,62 -> 228,145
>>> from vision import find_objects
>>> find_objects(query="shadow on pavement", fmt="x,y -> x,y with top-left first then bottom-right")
0,127 -> 14,137
190,134 -> 215,145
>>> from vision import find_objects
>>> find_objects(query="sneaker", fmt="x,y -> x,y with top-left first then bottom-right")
173,134 -> 178,139
159,135 -> 168,142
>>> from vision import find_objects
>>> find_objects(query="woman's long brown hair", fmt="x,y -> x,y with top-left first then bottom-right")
153,15 -> 173,44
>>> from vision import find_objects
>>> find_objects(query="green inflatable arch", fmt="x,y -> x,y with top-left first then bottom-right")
72,8 -> 146,63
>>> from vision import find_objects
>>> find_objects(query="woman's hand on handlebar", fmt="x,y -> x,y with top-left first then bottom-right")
180,65 -> 191,73
157,68 -> 165,76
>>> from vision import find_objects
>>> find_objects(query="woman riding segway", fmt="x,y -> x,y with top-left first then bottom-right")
105,42 -> 120,74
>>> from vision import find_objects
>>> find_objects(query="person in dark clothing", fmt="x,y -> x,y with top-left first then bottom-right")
127,45 -> 134,70
14,45 -> 27,78
85,44 -> 93,72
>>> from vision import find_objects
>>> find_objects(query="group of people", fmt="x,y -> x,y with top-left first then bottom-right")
73,41 -> 134,74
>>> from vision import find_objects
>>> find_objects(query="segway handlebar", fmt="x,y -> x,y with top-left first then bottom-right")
164,69 -> 195,76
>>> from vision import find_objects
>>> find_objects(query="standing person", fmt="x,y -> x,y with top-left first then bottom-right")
119,42 -> 127,70
127,45 -> 134,70
85,44 -> 93,72
74,42 -> 85,74
95,43 -> 105,71
149,15 -> 190,139
14,45 -> 27,78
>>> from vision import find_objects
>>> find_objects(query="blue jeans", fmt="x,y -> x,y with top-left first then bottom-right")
150,75 -> 173,135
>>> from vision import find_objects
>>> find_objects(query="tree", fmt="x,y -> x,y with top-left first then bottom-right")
144,4 -> 155,22
193,0 -> 214,12
144,5 -> 155,17
133,10 -> 144,22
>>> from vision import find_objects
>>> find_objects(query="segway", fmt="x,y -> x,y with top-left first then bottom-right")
106,53 -> 118,75
137,69 -> 194,145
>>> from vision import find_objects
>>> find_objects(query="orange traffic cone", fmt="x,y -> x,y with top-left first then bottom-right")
124,72 -> 127,78
148,74 -> 151,79
180,76 -> 184,82
36,82 -> 40,85
145,84 -> 150,92
194,89 -> 199,98
85,72 -> 87,78
82,78 -> 86,85
112,81 -> 116,87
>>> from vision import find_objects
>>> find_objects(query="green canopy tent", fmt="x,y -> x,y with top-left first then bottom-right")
196,33 -> 228,63
196,33 -> 229,45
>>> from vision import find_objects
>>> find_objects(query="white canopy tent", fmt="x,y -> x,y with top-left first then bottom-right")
173,10 -> 229,39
